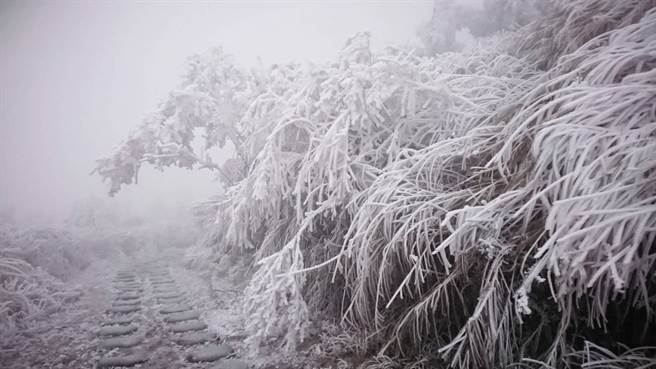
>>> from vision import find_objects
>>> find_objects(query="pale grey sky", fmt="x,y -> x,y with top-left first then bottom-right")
0,0 -> 433,224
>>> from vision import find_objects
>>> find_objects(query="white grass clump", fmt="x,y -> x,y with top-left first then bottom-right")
0,227 -> 71,332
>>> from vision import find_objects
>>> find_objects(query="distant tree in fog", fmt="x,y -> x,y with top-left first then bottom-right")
420,0 -> 544,53
66,196 -> 118,229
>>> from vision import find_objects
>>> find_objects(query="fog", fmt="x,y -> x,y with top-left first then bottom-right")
4,2 -> 654,369
0,0 -> 432,225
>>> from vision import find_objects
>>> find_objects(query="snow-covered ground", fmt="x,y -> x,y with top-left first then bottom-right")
0,246 -> 353,369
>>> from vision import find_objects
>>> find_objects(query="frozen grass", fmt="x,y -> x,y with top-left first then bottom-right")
96,2 -> 656,367
0,225 -> 101,332
0,252 -> 64,331
517,0 -> 656,69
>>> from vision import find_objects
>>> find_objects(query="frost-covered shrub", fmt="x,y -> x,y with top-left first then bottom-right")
244,240 -> 309,351
96,2 -> 656,367
0,226 -> 82,331
517,0 -> 656,69
0,227 -> 89,281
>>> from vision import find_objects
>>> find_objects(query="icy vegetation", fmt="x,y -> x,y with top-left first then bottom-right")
94,2 -> 656,368
0,226 -> 83,331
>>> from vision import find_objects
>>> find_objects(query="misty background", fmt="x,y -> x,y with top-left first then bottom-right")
0,0 -> 434,225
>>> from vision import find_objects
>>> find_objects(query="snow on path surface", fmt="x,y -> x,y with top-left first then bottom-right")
97,263 -> 248,368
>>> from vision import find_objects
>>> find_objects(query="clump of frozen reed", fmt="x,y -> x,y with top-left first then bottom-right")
95,2 -> 656,366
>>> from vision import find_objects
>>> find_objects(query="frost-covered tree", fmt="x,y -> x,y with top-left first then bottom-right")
419,0 -> 545,53
95,48 -> 250,194
96,2 -> 656,367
